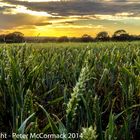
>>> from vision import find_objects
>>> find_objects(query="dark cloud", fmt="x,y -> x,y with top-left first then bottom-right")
0,6 -> 15,14
0,7 -> 6,12
2,0 -> 140,17
63,21 -> 74,24
35,22 -> 52,26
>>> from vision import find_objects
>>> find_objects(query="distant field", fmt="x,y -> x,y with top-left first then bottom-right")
0,42 -> 140,140
1,41 -> 140,48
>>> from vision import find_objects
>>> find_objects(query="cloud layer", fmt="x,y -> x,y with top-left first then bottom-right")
0,0 -> 140,36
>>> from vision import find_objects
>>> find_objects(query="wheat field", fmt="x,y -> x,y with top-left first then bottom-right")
0,42 -> 140,140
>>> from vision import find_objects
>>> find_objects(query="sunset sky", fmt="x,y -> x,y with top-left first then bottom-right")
0,0 -> 140,37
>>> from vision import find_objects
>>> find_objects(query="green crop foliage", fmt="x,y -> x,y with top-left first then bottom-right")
0,42 -> 139,140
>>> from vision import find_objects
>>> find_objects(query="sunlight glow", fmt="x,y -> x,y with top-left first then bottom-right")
0,2 -> 15,7
9,5 -> 52,17
94,14 -> 140,20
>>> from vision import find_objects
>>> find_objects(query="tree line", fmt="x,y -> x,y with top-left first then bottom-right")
0,30 -> 140,43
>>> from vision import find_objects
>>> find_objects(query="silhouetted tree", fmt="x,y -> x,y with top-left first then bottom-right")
114,30 -> 126,36
1,30 -> 140,43
57,36 -> 69,42
69,37 -> 81,42
81,34 -> 94,42
5,32 -> 24,43
112,30 -> 130,41
0,34 -> 6,42
96,31 -> 110,41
